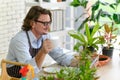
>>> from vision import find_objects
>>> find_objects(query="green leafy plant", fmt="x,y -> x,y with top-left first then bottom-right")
39,50 -> 98,80
39,50 -> 99,80
39,75 -> 55,80
70,0 -> 88,8
70,0 -> 120,31
68,23 -> 104,52
56,67 -> 80,80
55,49 -> 99,80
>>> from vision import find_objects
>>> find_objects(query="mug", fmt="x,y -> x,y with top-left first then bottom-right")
50,37 -> 60,47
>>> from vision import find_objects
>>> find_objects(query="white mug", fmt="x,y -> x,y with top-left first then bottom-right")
50,37 -> 60,47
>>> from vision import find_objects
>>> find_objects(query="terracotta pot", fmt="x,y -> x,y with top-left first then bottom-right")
96,55 -> 111,67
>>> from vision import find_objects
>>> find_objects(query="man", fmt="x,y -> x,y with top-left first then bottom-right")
6,6 -> 78,78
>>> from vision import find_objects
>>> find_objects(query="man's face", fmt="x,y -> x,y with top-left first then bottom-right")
32,14 -> 51,35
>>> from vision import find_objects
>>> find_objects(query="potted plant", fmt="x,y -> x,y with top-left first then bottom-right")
100,23 -> 118,58
68,23 -> 104,53
68,23 -> 111,67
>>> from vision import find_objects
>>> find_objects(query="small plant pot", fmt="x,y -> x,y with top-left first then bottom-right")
96,55 -> 111,67
87,46 -> 96,53
102,47 -> 114,58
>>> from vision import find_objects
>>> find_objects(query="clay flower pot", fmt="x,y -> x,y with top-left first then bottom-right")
96,55 -> 111,67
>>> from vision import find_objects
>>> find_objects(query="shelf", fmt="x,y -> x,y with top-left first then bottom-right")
40,2 -> 70,10
25,0 -> 70,10
25,2 -> 39,6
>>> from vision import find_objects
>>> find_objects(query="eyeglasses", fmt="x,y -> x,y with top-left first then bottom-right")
35,20 -> 51,26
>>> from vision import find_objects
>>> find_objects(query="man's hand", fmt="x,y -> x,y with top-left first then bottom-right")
70,58 -> 79,67
35,39 -> 54,67
40,39 -> 54,54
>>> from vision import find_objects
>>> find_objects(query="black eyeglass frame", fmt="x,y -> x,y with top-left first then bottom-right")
35,20 -> 51,26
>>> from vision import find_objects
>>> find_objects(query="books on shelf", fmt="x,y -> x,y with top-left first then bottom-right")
50,9 -> 64,31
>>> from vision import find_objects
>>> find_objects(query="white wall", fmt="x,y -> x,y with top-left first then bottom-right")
0,0 -> 74,56
0,0 -> 25,54
0,0 -> 57,68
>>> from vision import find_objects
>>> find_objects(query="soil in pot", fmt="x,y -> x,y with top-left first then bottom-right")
99,57 -> 108,61
96,55 -> 111,67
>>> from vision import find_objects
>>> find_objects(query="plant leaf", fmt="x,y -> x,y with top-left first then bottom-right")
109,3 -> 116,9
104,24 -> 111,33
74,42 -> 83,51
113,13 -> 120,24
68,30 -> 85,42
92,1 -> 100,11
95,9 -> 102,22
111,35 -> 117,39
85,23 -> 91,43
77,18 -> 89,31
70,0 -> 80,7
101,11 -> 112,20
91,23 -> 99,37
116,0 -> 120,3
112,27 -> 118,31
99,1 -> 109,6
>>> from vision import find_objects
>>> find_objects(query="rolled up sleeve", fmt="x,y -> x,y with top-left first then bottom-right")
49,47 -> 74,66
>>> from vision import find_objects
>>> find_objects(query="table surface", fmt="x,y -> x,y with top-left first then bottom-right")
38,49 -> 120,80
97,49 -> 120,80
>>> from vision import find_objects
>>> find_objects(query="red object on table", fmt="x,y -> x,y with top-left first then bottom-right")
19,65 -> 29,77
